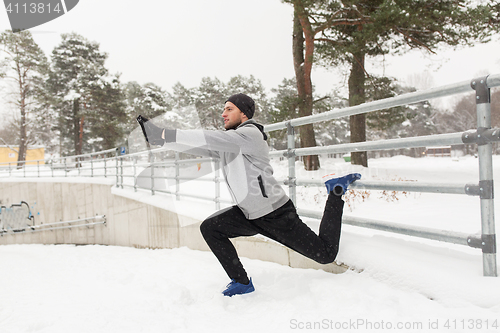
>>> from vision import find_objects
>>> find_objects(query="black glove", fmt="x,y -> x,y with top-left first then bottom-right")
136,115 -> 165,146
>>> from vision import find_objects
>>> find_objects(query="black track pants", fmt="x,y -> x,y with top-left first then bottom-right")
200,194 -> 344,284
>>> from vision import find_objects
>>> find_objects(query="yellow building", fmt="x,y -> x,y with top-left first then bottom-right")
0,146 -> 45,166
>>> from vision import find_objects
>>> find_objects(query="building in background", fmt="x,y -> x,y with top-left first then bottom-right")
0,146 -> 45,165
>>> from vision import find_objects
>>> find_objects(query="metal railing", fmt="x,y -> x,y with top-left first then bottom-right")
1,74 -> 498,276
113,149 -> 229,210
266,74 -> 499,277
1,215 -> 106,236
0,148 -> 119,178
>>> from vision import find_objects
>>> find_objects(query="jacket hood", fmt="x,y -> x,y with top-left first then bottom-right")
237,119 -> 268,141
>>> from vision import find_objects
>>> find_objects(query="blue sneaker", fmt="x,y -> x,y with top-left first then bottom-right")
223,278 -> 255,297
324,173 -> 361,195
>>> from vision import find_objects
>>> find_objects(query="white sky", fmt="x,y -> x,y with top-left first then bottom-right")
1,0 -> 499,114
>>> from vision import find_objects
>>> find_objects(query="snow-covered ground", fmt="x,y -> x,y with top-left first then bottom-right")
1,155 -> 500,332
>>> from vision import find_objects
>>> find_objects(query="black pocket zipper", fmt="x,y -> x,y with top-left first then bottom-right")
258,175 -> 268,198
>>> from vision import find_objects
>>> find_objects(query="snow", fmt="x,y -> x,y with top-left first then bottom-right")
62,89 -> 81,101
1,243 -> 498,333
2,155 -> 500,332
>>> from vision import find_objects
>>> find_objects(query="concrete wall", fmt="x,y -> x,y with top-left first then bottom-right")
0,181 -> 347,274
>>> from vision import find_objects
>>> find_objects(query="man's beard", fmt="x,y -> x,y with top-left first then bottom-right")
225,120 -> 242,131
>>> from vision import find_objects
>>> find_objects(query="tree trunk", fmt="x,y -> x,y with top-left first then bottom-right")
293,3 -> 320,171
17,71 -> 27,169
77,116 -> 84,167
73,99 -> 81,155
17,100 -> 27,169
349,50 -> 368,167
79,116 -> 84,154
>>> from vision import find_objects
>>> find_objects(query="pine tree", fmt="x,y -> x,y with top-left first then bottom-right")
47,33 -> 126,155
270,78 -> 301,124
124,81 -> 174,132
193,77 -> 228,130
169,82 -> 200,130
269,77 -> 340,150
86,74 -> 127,151
365,76 -> 410,132
179,75 -> 271,130
285,0 -> 499,167
0,30 -> 49,167
291,4 -> 321,170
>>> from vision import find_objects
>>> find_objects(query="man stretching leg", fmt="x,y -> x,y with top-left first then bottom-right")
138,93 -> 360,297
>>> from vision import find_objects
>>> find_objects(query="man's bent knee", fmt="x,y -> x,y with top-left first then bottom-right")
314,248 -> 338,265
200,218 -> 215,239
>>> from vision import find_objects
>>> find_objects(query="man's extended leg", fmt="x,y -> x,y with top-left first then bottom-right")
317,193 -> 344,260
251,173 -> 360,265
251,197 -> 343,264
200,206 -> 258,285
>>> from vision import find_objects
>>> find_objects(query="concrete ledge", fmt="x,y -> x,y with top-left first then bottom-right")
0,181 -> 347,274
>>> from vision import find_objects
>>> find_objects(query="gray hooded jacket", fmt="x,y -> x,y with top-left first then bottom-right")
165,120 -> 289,219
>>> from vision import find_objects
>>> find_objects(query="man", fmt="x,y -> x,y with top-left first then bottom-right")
137,93 -> 360,297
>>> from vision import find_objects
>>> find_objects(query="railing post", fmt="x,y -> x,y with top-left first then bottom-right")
115,149 -> 119,187
472,76 -> 497,277
214,157 -> 221,210
37,160 -> 40,177
175,152 -> 180,201
90,154 -> 94,177
120,156 -> 124,189
151,154 -> 155,195
133,156 -> 137,192
286,121 -> 296,205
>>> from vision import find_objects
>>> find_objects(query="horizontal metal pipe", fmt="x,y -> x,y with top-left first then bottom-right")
291,179 -> 468,195
122,183 -> 233,205
0,149 -> 117,167
129,158 -> 213,168
264,74 -> 500,132
174,176 -> 223,182
297,208 -> 471,246
120,174 -> 136,178
147,158 -> 213,166
156,189 -> 219,202
30,215 -> 106,228
292,132 -> 464,156
351,181 -> 467,195
486,74 -> 500,89
176,158 -> 214,165
269,151 -> 285,158
134,174 -> 219,182
171,191 -> 233,205
1,221 -> 106,235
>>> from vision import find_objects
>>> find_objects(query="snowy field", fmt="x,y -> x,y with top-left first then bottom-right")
1,155 -> 500,332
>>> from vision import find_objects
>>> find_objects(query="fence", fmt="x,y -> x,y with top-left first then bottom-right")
0,147 -> 119,178
0,214 -> 107,236
114,150 -> 230,210
1,74 -> 498,276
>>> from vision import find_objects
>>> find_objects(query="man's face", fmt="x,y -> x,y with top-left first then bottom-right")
222,101 -> 247,130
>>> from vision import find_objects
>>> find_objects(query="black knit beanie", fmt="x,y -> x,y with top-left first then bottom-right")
226,93 -> 255,119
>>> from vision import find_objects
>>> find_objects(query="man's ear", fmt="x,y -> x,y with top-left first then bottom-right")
241,112 -> 249,122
